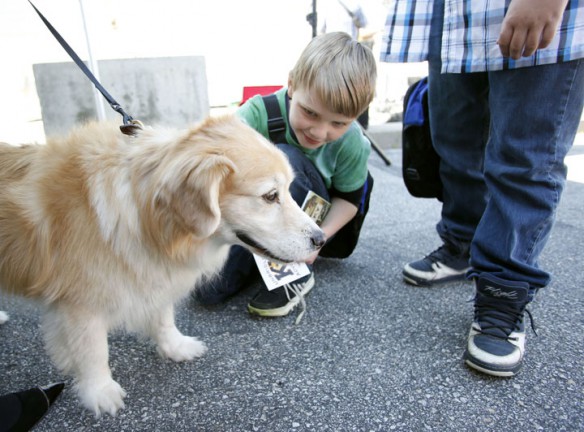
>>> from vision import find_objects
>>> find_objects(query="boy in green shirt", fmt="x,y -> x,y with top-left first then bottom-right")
194,32 -> 377,318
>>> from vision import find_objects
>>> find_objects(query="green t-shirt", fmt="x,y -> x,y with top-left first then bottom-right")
237,88 -> 371,193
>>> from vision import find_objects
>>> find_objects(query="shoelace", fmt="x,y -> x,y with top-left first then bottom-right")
282,282 -> 307,325
473,301 -> 537,340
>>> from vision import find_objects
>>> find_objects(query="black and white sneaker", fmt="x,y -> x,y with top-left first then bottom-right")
247,273 -> 315,320
464,274 -> 534,377
403,244 -> 470,286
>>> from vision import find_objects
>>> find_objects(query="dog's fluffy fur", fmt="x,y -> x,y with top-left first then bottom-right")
0,115 -> 324,416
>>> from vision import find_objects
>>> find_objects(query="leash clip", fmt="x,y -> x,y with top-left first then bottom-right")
111,103 -> 143,136
120,119 -> 144,137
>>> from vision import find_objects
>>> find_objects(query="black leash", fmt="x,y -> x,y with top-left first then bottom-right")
29,0 -> 142,136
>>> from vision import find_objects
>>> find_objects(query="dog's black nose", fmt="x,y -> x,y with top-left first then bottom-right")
311,230 -> 326,249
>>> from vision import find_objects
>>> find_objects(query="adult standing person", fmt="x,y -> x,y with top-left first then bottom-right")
381,0 -> 584,376
319,0 -> 368,42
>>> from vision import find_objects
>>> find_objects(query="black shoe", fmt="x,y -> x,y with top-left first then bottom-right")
464,274 -> 535,377
247,273 -> 315,318
0,382 -> 65,432
403,243 -> 470,286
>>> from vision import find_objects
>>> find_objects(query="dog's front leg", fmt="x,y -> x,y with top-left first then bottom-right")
43,307 -> 126,417
148,304 -> 207,361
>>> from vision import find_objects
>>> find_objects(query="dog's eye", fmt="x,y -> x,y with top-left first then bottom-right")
262,190 -> 280,204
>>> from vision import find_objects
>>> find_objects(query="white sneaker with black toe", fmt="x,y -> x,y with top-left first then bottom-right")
403,244 -> 470,286
464,274 -> 535,377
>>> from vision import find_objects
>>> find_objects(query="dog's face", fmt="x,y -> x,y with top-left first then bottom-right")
148,115 -> 325,263
219,143 -> 323,263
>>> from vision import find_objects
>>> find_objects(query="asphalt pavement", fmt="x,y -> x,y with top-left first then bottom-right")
1,145 -> 583,432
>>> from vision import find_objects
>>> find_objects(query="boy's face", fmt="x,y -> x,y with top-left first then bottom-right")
287,85 -> 356,150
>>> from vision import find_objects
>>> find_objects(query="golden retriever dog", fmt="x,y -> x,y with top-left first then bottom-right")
0,115 -> 325,416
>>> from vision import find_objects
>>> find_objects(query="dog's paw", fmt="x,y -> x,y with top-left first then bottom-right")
158,335 -> 208,362
77,378 -> 127,417
0,311 -> 8,324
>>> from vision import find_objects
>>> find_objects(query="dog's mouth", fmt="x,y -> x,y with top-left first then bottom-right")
235,232 -> 292,263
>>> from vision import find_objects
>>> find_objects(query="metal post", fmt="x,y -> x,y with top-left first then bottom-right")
78,0 -> 106,121
306,0 -> 317,38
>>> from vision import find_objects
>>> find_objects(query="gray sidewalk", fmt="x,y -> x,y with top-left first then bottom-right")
1,147 -> 583,431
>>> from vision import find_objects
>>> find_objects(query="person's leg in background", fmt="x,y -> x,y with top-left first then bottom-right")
465,58 -> 584,376
402,0 -> 490,287
357,108 -> 369,130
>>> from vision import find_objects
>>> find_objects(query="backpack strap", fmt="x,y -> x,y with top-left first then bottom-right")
262,94 -> 287,144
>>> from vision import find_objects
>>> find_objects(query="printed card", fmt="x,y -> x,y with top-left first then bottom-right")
301,190 -> 332,226
253,256 -> 311,290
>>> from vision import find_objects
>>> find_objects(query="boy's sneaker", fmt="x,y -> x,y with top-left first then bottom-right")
464,274 -> 533,377
403,244 -> 470,286
248,273 -> 315,318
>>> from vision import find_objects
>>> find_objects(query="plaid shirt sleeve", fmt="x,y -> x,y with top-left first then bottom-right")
381,0 -> 584,72
380,0 -> 434,63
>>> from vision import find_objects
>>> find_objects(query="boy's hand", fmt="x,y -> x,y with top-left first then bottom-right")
497,0 -> 568,60
305,250 -> 320,265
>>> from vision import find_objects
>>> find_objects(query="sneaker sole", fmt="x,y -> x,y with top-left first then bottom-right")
463,351 -> 521,377
247,275 -> 315,317
402,269 -> 468,287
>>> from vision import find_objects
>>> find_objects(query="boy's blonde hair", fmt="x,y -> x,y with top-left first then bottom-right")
289,32 -> 377,118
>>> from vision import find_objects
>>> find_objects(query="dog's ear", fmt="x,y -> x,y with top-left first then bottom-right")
171,154 -> 235,238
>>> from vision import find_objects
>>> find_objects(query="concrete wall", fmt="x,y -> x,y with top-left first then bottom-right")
33,56 -> 208,137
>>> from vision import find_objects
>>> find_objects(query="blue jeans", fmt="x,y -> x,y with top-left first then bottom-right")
428,0 -> 584,288
195,144 -> 329,304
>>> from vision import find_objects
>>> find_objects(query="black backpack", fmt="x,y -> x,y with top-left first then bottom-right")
262,94 -> 373,259
402,78 -> 443,200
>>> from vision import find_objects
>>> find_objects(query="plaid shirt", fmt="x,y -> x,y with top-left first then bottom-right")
380,0 -> 584,73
